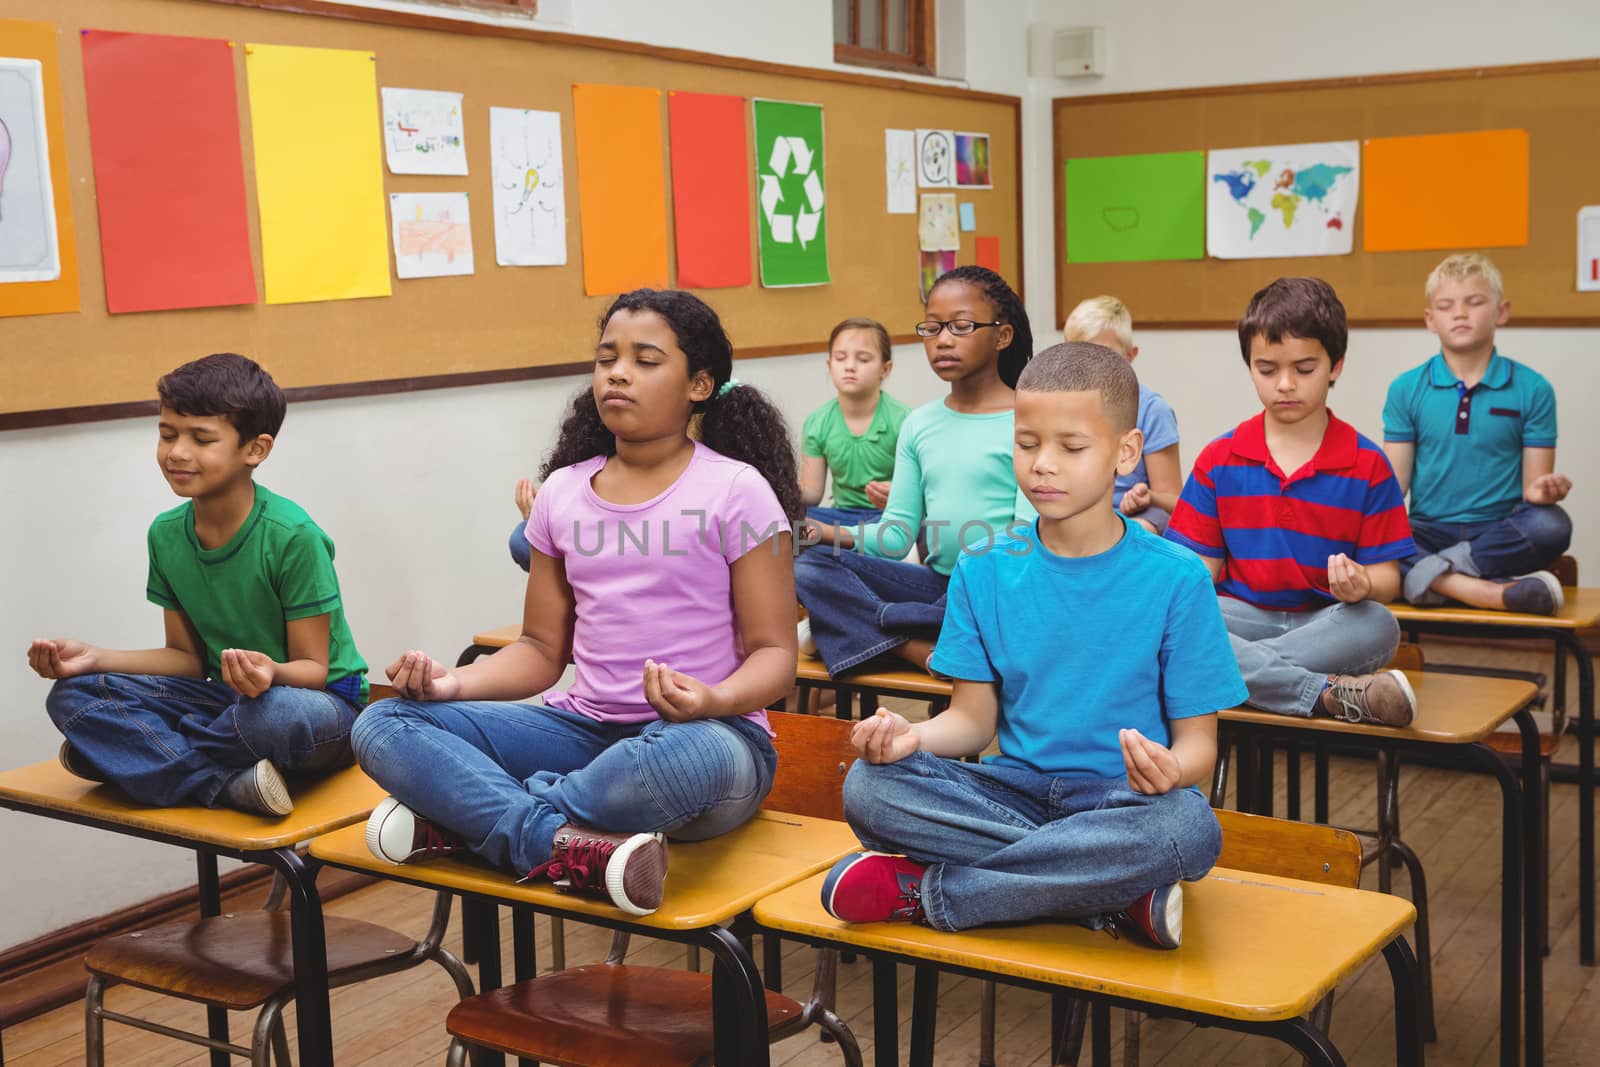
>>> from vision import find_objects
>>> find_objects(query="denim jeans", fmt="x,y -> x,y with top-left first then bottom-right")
805,504 -> 883,528
45,674 -> 360,807
1400,502 -> 1572,605
794,549 -> 949,676
843,753 -> 1221,932
1126,504 -> 1171,535
1220,598 -> 1400,716
351,700 -> 777,875
508,518 -> 532,572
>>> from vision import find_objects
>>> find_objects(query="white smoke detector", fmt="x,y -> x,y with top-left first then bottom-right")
1029,25 -> 1105,79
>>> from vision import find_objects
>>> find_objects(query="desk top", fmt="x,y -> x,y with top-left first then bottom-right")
1388,587 -> 1600,631
0,762 -> 384,851
754,866 -> 1415,1022
796,655 -> 955,698
310,809 -> 859,930
471,624 -> 522,649
1220,669 -> 1538,744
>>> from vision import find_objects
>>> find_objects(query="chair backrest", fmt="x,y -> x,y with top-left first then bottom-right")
367,681 -> 398,704
1554,554 -> 1579,586
762,711 -> 857,821
1386,641 -> 1424,673
1215,809 -> 1363,888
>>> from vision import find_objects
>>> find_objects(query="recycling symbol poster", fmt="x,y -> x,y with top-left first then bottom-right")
752,98 -> 829,288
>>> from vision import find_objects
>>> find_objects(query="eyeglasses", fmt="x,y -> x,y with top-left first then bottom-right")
914,319 -> 1003,338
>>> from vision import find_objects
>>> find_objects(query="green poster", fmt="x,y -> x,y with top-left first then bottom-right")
1065,151 -> 1205,263
752,99 -> 829,287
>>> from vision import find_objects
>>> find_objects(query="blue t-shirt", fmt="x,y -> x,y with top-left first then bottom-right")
1113,385 -> 1180,508
1383,351 -> 1557,524
930,516 -> 1248,780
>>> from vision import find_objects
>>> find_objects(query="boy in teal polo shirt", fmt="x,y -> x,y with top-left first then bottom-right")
1383,254 -> 1573,614
28,354 -> 367,815
800,317 -> 910,526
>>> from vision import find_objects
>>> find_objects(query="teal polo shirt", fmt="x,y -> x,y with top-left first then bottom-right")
1383,351 -> 1557,524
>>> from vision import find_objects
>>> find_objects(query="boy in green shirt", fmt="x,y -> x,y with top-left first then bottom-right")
799,317 -> 910,526
28,354 -> 367,816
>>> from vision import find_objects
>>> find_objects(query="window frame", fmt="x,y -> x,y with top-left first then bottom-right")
834,0 -> 936,76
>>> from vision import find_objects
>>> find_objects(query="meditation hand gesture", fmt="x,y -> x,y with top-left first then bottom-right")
865,480 -> 893,509
26,638 -> 98,680
643,660 -> 721,722
1525,472 -> 1572,506
852,708 -> 921,764
1119,482 -> 1152,516
386,650 -> 462,702
515,478 -> 538,521
1121,728 -> 1182,795
1326,553 -> 1373,604
221,648 -> 276,698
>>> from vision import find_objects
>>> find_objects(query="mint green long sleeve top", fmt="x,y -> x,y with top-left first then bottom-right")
854,400 -> 1037,576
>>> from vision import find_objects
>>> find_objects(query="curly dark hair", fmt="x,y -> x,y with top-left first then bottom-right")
541,289 -> 804,520
928,265 -> 1034,388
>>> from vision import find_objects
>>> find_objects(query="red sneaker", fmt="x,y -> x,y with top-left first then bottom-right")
365,796 -> 464,864
525,824 -> 669,917
820,852 -> 927,923
1113,882 -> 1183,949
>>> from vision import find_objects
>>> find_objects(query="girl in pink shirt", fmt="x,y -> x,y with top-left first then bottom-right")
353,290 -> 801,917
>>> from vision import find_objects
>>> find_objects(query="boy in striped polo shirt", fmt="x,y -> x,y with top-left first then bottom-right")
1167,278 -> 1418,726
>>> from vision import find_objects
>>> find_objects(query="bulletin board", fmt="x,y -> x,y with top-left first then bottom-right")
0,0 -> 1022,427
1052,60 -> 1600,330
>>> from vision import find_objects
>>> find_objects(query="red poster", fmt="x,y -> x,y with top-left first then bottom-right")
974,235 -> 1001,272
81,30 -> 257,313
667,91 -> 751,289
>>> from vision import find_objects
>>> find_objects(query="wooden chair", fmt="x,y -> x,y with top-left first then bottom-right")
442,710 -> 864,1067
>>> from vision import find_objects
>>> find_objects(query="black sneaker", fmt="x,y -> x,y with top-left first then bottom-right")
1501,571 -> 1563,615
58,741 -> 107,783
219,759 -> 293,817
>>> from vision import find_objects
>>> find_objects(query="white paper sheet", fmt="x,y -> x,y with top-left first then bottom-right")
381,87 -> 467,176
490,107 -> 567,267
0,57 -> 61,283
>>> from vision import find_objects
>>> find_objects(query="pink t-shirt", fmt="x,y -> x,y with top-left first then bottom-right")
525,441 -> 789,729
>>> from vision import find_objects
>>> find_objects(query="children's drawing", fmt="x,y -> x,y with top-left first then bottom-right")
491,107 -> 566,267
0,57 -> 61,283
390,192 -> 474,279
916,128 -> 954,187
955,131 -> 991,188
381,87 -> 467,176
918,192 -> 959,252
885,128 -> 915,214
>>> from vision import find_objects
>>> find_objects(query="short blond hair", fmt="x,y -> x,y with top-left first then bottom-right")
1063,295 -> 1133,349
1426,253 -> 1505,304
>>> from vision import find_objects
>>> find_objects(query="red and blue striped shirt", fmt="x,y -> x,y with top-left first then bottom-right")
1165,411 -> 1415,612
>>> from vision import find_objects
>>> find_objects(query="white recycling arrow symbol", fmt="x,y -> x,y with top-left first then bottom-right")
761,134 -> 824,249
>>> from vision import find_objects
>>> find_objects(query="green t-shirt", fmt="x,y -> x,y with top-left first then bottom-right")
801,391 -> 911,509
146,483 -> 368,702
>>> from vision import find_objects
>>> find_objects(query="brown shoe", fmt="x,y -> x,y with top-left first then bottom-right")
58,740 -> 107,783
365,796 -> 464,864
1320,669 -> 1417,727
525,824 -> 668,916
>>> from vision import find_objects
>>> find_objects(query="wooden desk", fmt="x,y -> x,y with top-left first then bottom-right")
1219,670 -> 1541,1067
754,866 -> 1421,1067
310,809 -> 859,1066
1389,589 -> 1600,967
0,762 -> 384,1067
795,653 -> 954,719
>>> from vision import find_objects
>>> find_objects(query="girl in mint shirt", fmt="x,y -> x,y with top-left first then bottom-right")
352,290 -> 802,918
799,266 -> 1036,677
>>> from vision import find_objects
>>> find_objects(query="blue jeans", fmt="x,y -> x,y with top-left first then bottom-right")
795,549 -> 948,676
843,753 -> 1221,932
1400,502 -> 1572,605
509,518 -> 532,572
1220,598 -> 1400,716
806,505 -> 883,528
351,700 -> 777,875
45,674 -> 360,807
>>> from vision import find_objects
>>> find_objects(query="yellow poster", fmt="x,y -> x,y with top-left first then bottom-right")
245,44 -> 390,304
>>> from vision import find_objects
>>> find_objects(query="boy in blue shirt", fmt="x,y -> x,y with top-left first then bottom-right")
1383,254 -> 1573,614
821,343 -> 1246,947
28,354 -> 368,816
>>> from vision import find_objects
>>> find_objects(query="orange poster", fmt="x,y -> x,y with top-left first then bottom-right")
572,84 -> 669,296
0,19 -> 80,318
1362,129 -> 1528,252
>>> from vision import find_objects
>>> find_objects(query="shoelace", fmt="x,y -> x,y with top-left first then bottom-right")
1324,676 -> 1374,723
418,821 -> 460,857
891,877 -> 924,921
522,837 -> 616,888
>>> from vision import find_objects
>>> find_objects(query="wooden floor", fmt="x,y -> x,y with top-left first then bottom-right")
8,653 -> 1600,1065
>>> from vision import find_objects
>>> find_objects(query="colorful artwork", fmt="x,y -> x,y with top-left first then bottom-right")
1064,151 -> 1205,263
668,91 -> 751,289
918,193 -> 959,252
572,84 -> 668,295
381,87 -> 467,176
0,56 -> 59,284
920,249 -> 956,299
753,98 -> 829,288
1207,141 -> 1359,259
390,192 -> 474,278
1363,129 -> 1528,252
885,128 -> 915,214
916,128 -> 954,187
490,107 -> 566,267
954,131 -> 991,188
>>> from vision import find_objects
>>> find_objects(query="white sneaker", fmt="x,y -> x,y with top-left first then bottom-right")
797,618 -> 818,657
365,796 -> 463,864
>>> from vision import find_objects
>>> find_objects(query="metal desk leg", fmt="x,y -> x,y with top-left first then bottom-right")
265,848 -> 334,1067
1515,708 -> 1545,1066
511,905 -> 537,982
1558,632 -> 1595,966
1382,937 -> 1424,1066
1266,1017 -> 1348,1067
195,851 -> 230,1067
1463,739 -> 1525,1067
1090,1001 -> 1112,1067
909,965 -> 938,1065
871,956 -> 898,1067
460,898 -> 504,1067
707,925 -> 769,1067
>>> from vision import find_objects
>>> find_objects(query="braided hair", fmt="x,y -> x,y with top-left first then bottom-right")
929,265 -> 1034,388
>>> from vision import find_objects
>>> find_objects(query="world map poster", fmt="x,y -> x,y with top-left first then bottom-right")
1207,141 -> 1359,259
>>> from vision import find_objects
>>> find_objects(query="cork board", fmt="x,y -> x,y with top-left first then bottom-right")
0,0 -> 1021,425
1052,60 -> 1600,330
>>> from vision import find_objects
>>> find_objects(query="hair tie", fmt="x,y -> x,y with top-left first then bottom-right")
716,377 -> 741,398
